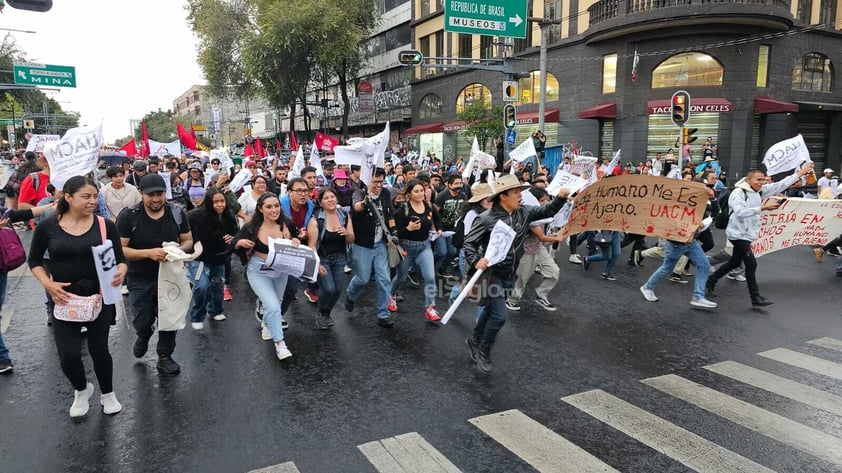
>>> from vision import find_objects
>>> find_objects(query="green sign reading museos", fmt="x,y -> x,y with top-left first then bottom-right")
444,0 -> 528,39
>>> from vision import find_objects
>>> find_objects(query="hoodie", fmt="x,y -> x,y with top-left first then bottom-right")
726,173 -> 799,241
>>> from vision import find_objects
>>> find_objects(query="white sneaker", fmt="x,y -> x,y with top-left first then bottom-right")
261,324 -> 272,341
121,285 -> 129,295
726,273 -> 747,282
691,297 -> 718,308
640,286 -> 658,302
101,392 -> 122,415
568,254 -> 583,264
275,340 -> 292,360
212,313 -> 226,321
70,382 -> 93,418
191,322 -> 204,330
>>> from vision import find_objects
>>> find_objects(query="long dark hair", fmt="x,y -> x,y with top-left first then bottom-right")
199,187 -> 237,231
246,192 -> 294,235
56,176 -> 98,216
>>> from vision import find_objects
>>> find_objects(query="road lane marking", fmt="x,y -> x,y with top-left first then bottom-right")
563,389 -> 774,473
705,361 -> 842,417
642,374 -> 842,467
358,432 -> 461,473
807,337 -> 842,353
469,409 -> 618,473
247,462 -> 301,473
758,348 -> 842,381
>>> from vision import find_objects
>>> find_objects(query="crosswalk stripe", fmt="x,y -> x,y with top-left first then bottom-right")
469,409 -> 619,473
705,361 -> 842,417
358,432 -> 461,473
807,337 -> 842,353
643,374 -> 842,467
563,389 -> 774,473
247,462 -> 301,473
758,348 -> 842,381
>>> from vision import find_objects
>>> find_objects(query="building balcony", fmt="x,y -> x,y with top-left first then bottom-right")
586,0 -> 793,42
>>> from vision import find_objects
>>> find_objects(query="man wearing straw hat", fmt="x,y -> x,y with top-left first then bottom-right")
463,174 -> 570,373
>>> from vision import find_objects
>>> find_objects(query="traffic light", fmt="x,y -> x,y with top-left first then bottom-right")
682,127 -> 698,145
398,50 -> 424,66
671,90 -> 691,127
503,104 -> 517,130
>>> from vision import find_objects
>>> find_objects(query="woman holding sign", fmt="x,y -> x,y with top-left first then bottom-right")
28,176 -> 128,420
232,192 -> 299,361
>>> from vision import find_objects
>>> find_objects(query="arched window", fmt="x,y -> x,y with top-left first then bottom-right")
651,52 -> 724,89
792,52 -> 833,92
516,71 -> 560,105
456,83 -> 492,114
419,93 -> 443,119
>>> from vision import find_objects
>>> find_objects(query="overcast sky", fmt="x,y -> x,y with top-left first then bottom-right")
4,0 -> 203,143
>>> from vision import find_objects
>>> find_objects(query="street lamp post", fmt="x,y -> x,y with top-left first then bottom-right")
528,17 -> 562,133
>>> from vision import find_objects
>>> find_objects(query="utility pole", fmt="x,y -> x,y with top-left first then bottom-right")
528,17 -> 562,133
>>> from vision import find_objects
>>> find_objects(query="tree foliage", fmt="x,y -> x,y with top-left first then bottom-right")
459,101 -> 503,153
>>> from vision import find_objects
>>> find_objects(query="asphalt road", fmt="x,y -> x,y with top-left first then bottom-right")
1,229 -> 841,473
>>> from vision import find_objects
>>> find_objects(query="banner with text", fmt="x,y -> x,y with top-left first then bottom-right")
25,134 -> 60,153
753,198 -> 842,257
762,134 -> 811,176
562,175 -> 709,243
43,123 -> 103,190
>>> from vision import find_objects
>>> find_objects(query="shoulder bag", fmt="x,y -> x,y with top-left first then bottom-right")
53,216 -> 107,323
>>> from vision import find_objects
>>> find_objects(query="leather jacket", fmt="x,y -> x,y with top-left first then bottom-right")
464,196 -> 567,279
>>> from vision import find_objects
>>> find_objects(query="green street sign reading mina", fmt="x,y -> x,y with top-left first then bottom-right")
444,0 -> 528,39
13,63 -> 76,88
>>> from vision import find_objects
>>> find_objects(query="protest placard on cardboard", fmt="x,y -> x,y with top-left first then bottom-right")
752,198 -> 842,257
561,175 -> 708,243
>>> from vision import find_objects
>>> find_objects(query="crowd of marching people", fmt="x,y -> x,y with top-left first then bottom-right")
0,129 -> 837,421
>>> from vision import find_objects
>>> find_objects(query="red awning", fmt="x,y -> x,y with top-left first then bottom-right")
754,96 -> 798,114
516,108 -> 560,125
647,97 -> 732,114
402,122 -> 444,136
578,102 -> 617,119
443,121 -> 468,132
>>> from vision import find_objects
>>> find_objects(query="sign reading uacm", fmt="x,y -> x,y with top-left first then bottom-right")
13,63 -> 76,88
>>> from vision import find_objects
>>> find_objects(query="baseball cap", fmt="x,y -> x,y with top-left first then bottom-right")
139,174 -> 167,194
189,162 -> 202,170
133,160 -> 148,171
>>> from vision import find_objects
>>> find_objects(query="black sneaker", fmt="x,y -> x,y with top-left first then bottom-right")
535,297 -> 557,311
582,255 -> 591,271
315,314 -> 331,330
133,336 -> 150,358
407,272 -> 420,287
706,281 -> 717,298
254,300 -> 264,323
281,318 -> 289,330
0,359 -> 13,374
751,296 -> 773,307
601,272 -> 617,281
376,317 -> 394,328
475,347 -> 493,374
669,273 -> 688,284
156,355 -> 181,375
466,337 -> 480,362
344,297 -> 355,312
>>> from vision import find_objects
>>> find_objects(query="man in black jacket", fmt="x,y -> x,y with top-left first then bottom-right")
463,175 -> 569,373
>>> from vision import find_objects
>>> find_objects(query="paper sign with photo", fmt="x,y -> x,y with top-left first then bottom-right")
546,171 -> 589,196
91,240 -> 121,305
485,220 -> 515,267
229,168 -> 253,193
570,156 -> 598,177
261,238 -> 320,282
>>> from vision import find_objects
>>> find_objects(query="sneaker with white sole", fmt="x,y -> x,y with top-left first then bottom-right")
505,300 -> 521,311
212,313 -> 226,321
535,297 -> 557,311
101,392 -> 122,415
70,382 -> 94,418
191,322 -> 204,330
568,254 -> 582,264
275,340 -> 292,360
261,324 -> 272,341
254,300 -> 264,323
640,286 -> 658,302
726,273 -> 747,282
690,297 -> 718,308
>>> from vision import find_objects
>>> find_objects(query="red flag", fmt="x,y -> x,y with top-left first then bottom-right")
275,139 -> 282,153
289,131 -> 298,151
140,120 -> 150,158
119,140 -> 138,157
314,131 -> 338,152
255,137 -> 266,158
177,122 -> 197,150
190,126 -> 198,142
243,142 -> 255,157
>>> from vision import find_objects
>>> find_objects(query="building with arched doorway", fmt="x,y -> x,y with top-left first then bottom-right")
405,0 -> 842,176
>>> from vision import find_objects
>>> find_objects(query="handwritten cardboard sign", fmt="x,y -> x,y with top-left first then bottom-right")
561,175 -> 708,243
753,198 -> 842,257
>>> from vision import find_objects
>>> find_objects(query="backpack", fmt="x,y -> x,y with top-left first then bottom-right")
125,202 -> 184,234
713,188 -> 746,230
0,227 -> 26,273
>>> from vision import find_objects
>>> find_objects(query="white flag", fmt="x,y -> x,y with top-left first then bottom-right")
604,149 -> 621,176
43,123 -> 103,190
334,122 -> 390,185
309,143 -> 323,177
509,137 -> 537,163
289,146 -> 305,179
462,137 -> 479,180
762,134 -> 811,176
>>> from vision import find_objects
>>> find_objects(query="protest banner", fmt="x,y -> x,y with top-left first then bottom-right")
561,175 -> 708,243
42,124 -> 103,190
752,198 -> 842,257
762,134 -> 811,176
509,137 -> 537,163
334,122 -> 389,185
546,170 -> 589,196
260,238 -> 320,282
25,134 -> 60,153
228,168 -> 253,193
148,139 -> 181,157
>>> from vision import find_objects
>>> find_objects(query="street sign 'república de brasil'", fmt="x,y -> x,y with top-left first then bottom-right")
444,0 -> 528,39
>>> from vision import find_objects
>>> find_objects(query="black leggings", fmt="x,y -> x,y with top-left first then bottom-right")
711,239 -> 759,299
52,304 -> 115,393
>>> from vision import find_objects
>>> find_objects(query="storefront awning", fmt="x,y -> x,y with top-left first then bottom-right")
754,96 -> 798,114
443,121 -> 468,132
578,102 -> 616,119
402,122 -> 444,136
647,98 -> 732,114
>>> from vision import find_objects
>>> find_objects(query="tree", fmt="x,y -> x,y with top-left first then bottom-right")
459,101 -> 503,153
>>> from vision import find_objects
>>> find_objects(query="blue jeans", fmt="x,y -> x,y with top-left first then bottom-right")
836,252 -> 842,274
318,252 -> 347,314
247,256 -> 289,341
347,242 -> 391,320
392,239 -> 436,307
588,231 -> 621,273
473,276 -> 514,350
0,272 -> 8,362
434,235 -> 457,275
186,261 -> 225,323
449,249 -> 468,304
644,240 -> 711,300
